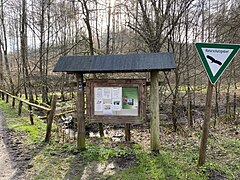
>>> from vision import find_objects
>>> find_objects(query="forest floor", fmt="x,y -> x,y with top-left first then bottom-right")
0,99 -> 239,179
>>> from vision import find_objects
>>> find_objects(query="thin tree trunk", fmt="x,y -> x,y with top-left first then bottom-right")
106,3 -> 111,54
0,0 -> 14,94
21,0 -> 34,102
0,48 -> 3,89
226,81 -> 230,115
185,7 -> 192,128
44,0 -> 51,104
172,70 -> 179,132
39,0 -> 47,103
81,0 -> 94,55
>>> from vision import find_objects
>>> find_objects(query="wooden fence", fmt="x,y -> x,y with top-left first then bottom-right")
0,89 -> 57,143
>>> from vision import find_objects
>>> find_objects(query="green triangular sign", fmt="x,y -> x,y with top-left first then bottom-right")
195,43 -> 240,85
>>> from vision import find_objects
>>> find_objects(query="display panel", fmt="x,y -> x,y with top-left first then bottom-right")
86,79 -> 146,124
94,87 -> 138,116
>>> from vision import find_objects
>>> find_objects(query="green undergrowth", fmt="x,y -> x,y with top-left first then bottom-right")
0,100 -> 46,143
0,99 -> 239,179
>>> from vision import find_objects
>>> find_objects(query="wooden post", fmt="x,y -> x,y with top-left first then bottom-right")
45,95 -> 57,143
99,123 -> 104,137
12,97 -> 15,108
1,92 -> 4,100
150,71 -> 160,152
28,105 -> 34,125
198,80 -> 214,166
18,101 -> 23,116
125,123 -> 131,141
6,94 -> 9,103
76,73 -> 86,151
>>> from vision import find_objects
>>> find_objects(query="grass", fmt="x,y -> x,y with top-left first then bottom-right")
0,99 -> 239,179
0,100 -> 46,143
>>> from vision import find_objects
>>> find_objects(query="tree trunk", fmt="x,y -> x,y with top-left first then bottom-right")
185,6 -> 192,128
106,3 -> 111,54
81,0 -> 94,55
0,48 -> 3,89
39,0 -> 47,103
187,86 -> 193,127
0,0 -> 14,94
172,70 -> 179,132
226,81 -> 230,115
21,0 -> 34,102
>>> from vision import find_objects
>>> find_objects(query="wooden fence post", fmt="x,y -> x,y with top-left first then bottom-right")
18,101 -> 23,116
12,97 -> 15,108
28,105 -> 34,125
45,95 -> 57,143
6,94 -> 9,103
1,92 -> 4,100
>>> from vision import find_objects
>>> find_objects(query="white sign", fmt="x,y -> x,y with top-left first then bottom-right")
195,43 -> 240,85
201,48 -> 233,76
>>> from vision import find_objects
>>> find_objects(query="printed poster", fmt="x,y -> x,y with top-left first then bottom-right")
103,103 -> 112,115
112,99 -> 122,111
95,99 -> 103,111
103,88 -> 112,99
112,87 -> 122,98
94,86 -> 139,116
122,87 -> 138,109
95,88 -> 103,99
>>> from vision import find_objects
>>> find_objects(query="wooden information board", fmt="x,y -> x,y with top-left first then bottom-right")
86,79 -> 146,124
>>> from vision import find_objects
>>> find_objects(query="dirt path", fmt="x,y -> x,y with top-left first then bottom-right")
0,111 -> 16,180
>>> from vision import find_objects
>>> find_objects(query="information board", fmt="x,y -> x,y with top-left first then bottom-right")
94,87 -> 138,116
86,79 -> 146,124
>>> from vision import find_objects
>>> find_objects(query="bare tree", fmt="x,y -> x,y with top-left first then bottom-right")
126,0 -> 194,52
21,0 -> 34,102
0,0 -> 15,94
0,47 -> 3,89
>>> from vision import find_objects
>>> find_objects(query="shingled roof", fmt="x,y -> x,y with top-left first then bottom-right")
53,52 -> 176,73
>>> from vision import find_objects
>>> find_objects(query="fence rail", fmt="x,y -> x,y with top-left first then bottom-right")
0,89 -> 58,143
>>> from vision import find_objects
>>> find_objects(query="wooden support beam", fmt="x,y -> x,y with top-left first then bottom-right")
99,123 -> 104,137
150,71 -> 160,152
76,73 -> 86,151
45,95 -> 57,143
125,123 -> 131,141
